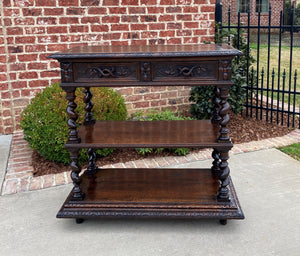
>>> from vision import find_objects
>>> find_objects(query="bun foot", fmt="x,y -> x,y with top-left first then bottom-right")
219,219 -> 227,225
76,218 -> 84,224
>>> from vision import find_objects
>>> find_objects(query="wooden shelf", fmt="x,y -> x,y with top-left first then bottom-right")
57,168 -> 244,219
66,120 -> 233,149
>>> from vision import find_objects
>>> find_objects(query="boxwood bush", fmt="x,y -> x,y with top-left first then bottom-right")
20,83 -> 127,165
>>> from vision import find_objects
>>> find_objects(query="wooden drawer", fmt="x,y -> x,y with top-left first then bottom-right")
152,61 -> 218,82
74,62 -> 139,82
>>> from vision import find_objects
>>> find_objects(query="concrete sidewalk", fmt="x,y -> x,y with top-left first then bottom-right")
0,134 -> 12,194
0,148 -> 299,256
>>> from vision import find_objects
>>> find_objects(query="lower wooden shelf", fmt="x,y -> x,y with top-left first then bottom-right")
57,168 -> 244,220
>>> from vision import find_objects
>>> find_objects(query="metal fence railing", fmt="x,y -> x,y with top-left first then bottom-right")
215,2 -> 300,128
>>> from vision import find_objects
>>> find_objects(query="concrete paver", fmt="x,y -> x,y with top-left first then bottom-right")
0,148 -> 299,256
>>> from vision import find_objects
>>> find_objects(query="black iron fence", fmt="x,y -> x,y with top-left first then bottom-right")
215,3 -> 300,128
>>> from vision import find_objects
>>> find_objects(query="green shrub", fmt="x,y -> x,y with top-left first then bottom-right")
20,83 -> 127,165
190,24 -> 255,119
130,109 -> 192,156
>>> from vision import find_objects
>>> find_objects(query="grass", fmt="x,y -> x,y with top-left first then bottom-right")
278,142 -> 300,161
249,43 -> 300,106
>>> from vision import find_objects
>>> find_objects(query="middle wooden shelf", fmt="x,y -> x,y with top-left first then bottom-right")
65,120 -> 233,149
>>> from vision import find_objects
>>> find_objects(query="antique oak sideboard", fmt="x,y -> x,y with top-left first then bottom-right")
48,44 -> 244,225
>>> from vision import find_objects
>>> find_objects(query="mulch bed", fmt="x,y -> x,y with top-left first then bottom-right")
31,110 -> 294,177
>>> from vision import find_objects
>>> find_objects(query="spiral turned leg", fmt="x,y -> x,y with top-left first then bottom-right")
83,87 -> 95,125
217,150 -> 230,202
211,149 -> 221,177
85,148 -> 98,176
218,87 -> 231,142
70,149 -> 85,200
65,87 -> 81,144
212,86 -> 221,124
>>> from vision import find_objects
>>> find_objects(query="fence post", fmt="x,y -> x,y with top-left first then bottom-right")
215,0 -> 223,24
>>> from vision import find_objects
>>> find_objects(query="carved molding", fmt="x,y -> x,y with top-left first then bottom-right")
86,66 -> 131,78
61,62 -> 73,83
158,65 -> 209,77
141,62 -> 151,81
219,60 -> 231,80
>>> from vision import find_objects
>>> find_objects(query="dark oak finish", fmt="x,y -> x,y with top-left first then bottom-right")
66,120 -> 232,149
57,169 -> 244,220
49,44 -> 244,224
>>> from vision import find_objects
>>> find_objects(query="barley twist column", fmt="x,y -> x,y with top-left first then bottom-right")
85,148 -> 98,176
65,87 -> 81,144
211,149 -> 221,177
217,150 -> 230,202
70,149 -> 84,200
83,87 -> 95,125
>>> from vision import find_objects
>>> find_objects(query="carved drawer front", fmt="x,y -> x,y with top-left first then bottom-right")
74,62 -> 139,82
152,61 -> 218,81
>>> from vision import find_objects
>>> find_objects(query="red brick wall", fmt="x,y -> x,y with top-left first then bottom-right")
221,0 -> 283,26
0,0 -> 216,134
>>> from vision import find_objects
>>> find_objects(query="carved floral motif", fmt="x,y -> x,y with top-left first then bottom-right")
86,66 -> 131,78
158,65 -> 209,77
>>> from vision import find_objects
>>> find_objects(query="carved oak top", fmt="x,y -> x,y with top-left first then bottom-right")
48,44 -> 242,60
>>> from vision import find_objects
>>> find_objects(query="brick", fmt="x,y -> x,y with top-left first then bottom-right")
133,102 -> 149,108
9,63 -> 26,71
111,24 -> 129,31
141,15 -> 157,22
2,179 -> 18,195
4,18 -> 12,26
160,30 -> 175,37
22,8 -> 42,16
19,72 -> 38,79
110,7 -> 127,14
17,54 -> 38,62
177,30 -> 192,36
16,178 -> 30,193
36,0 -> 56,6
59,0 -> 79,6
28,80 -> 49,88
6,27 -> 23,35
131,24 -> 147,30
88,7 -> 107,15
44,8 -> 64,15
91,25 -> 109,32
166,6 -> 181,13
167,23 -> 182,29
38,35 -> 59,43
4,8 -> 20,16
177,0 -> 192,4
37,17 -> 57,25
55,172 -> 66,186
183,6 -> 199,13
69,26 -> 89,33
126,95 -> 143,101
103,33 -> 121,40
81,17 -> 100,24
42,174 -> 54,188
81,0 -> 100,5
141,31 -> 158,38
129,7 -> 146,14
103,0 -> 119,5
25,45 -> 46,52
122,32 -> 139,39
177,14 -> 192,21
25,27 -> 45,34
184,22 -> 199,29
121,16 -> 139,23
160,0 -> 175,4
14,17 -> 34,25
102,16 -> 120,23
122,0 -> 138,4
3,0 -> 12,7
149,23 -> 165,30
159,15 -> 175,22
29,177 -> 42,191
40,70 -> 60,77
147,7 -> 164,14
133,160 -> 147,168
200,5 -> 215,13
59,17 -> 79,24
141,0 -> 157,4
14,0 -> 34,7
144,93 -> 160,100
47,26 -> 68,34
